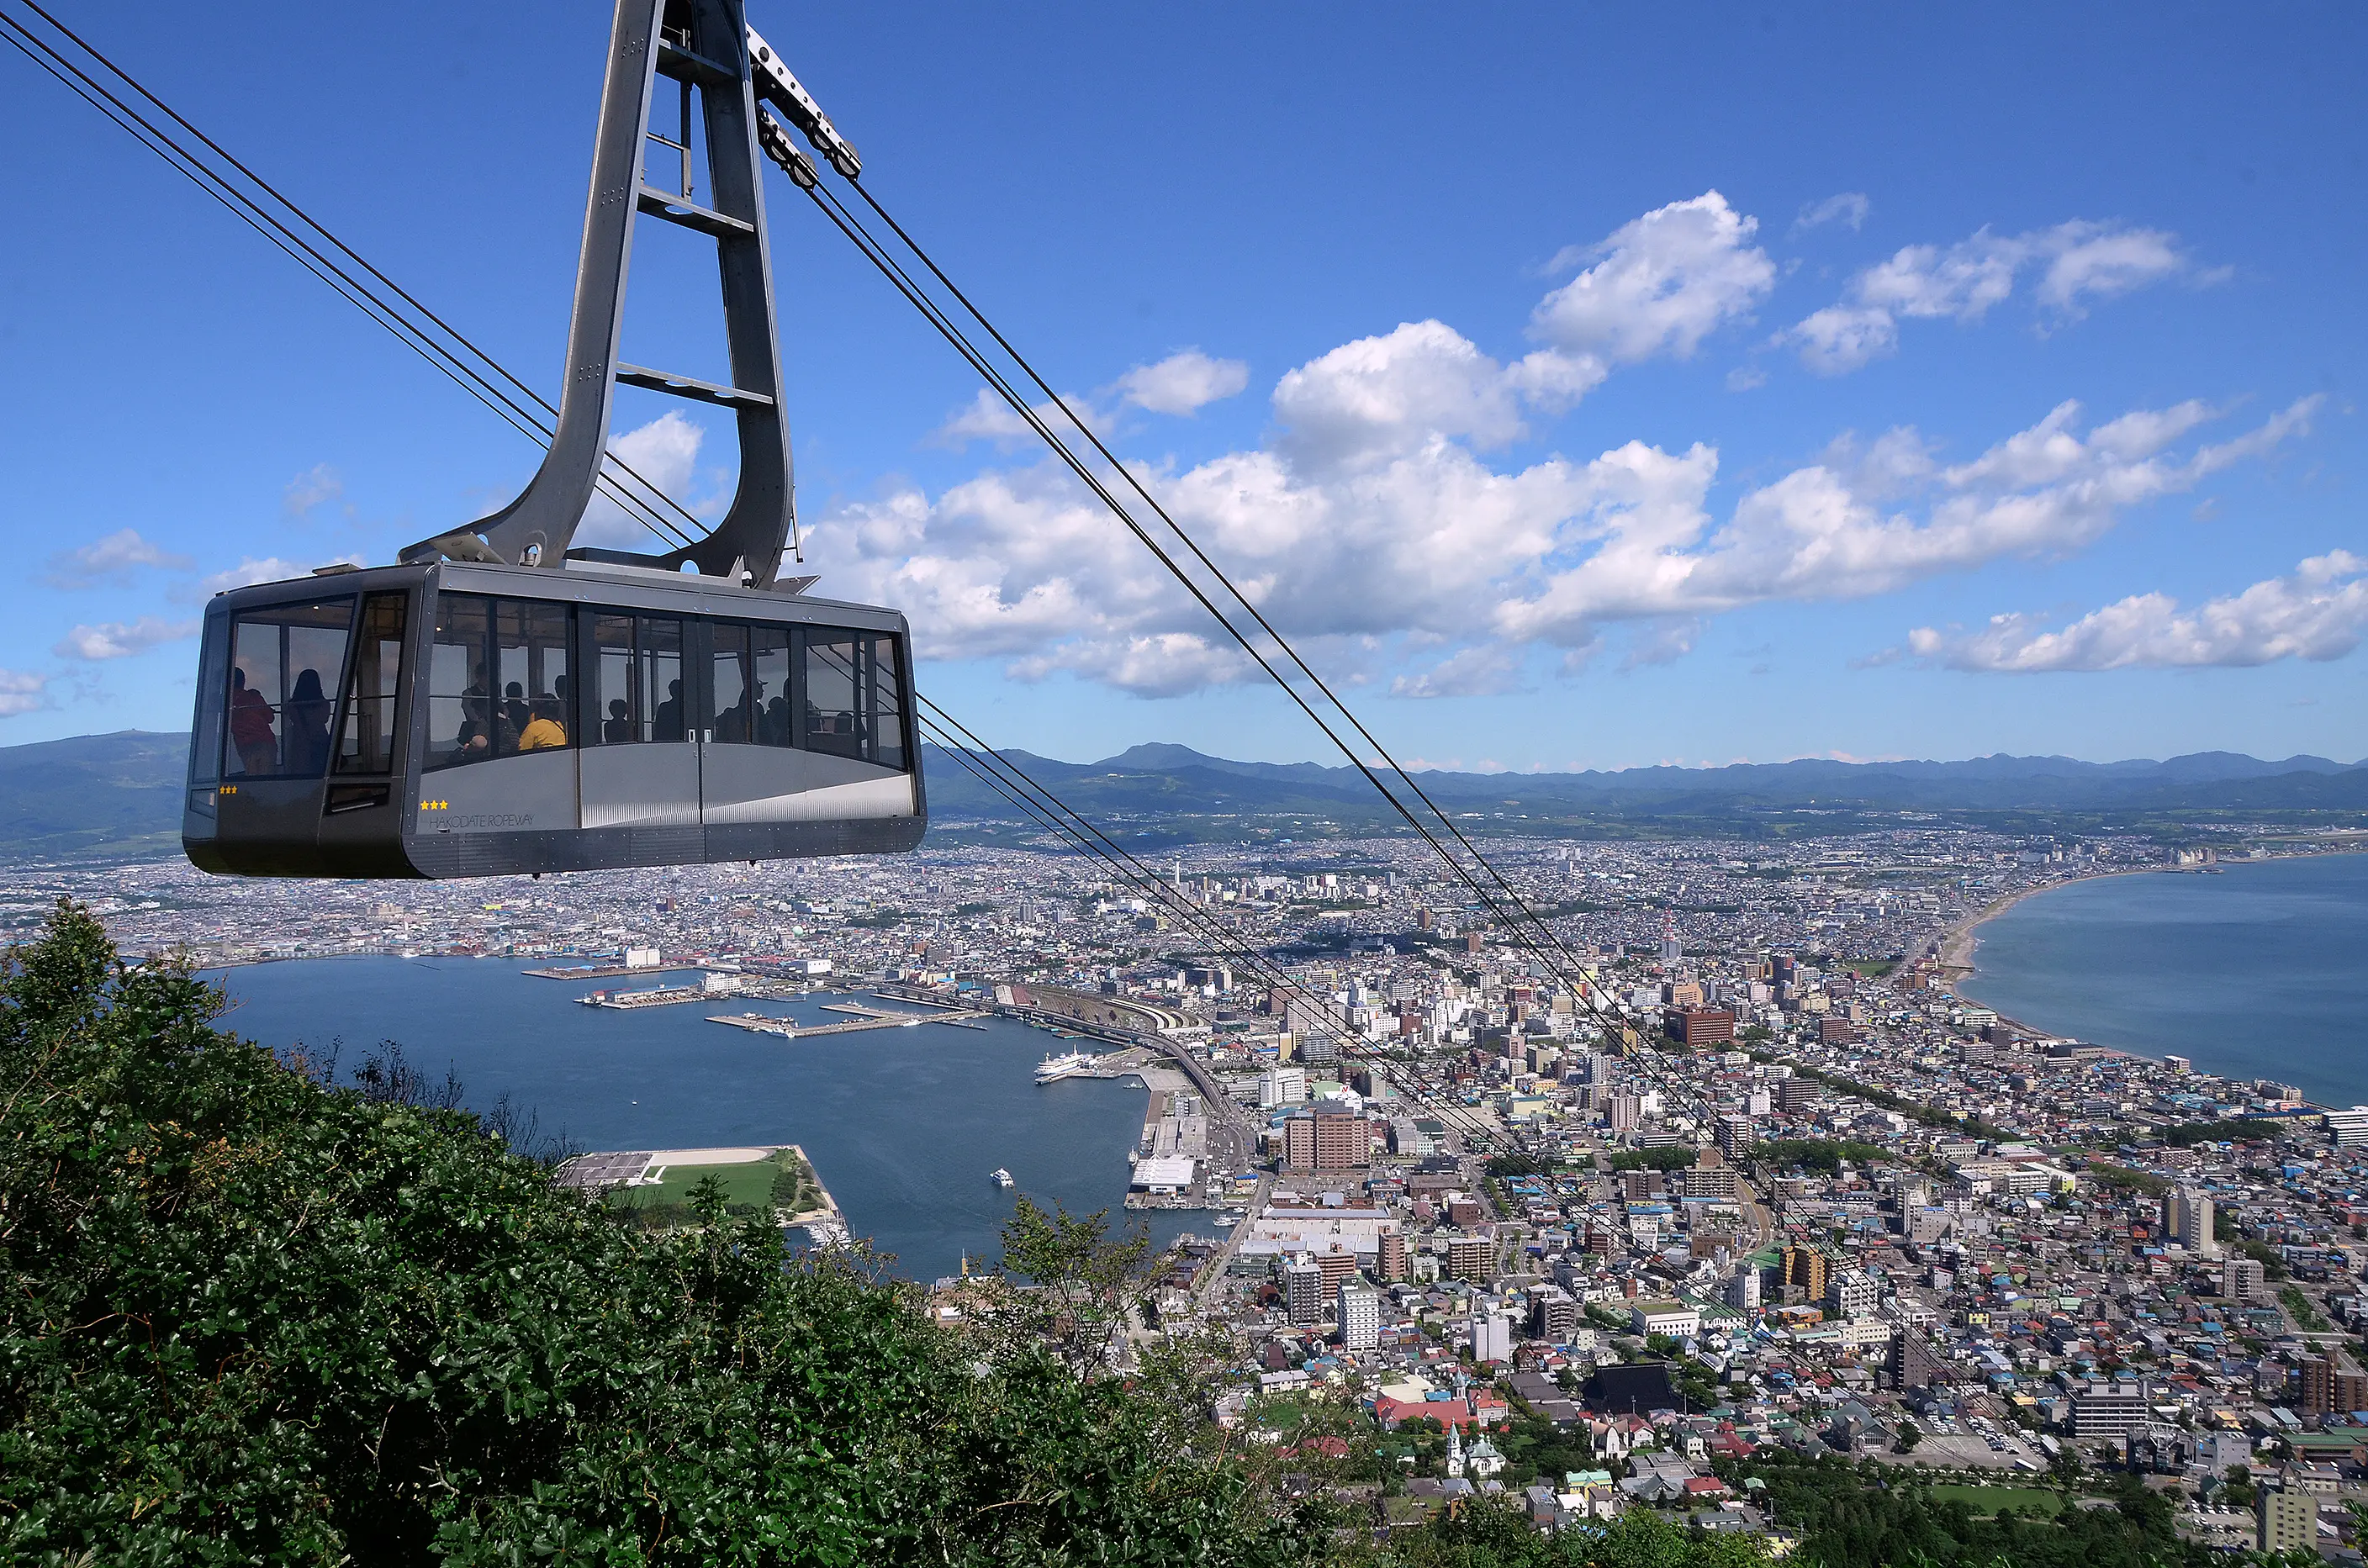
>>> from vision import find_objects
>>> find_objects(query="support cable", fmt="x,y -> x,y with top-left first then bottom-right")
912,722 -> 1502,1148
801,179 -> 1728,1143
914,696 -> 1503,1145
842,176 -> 1633,1014
5,3 -> 1726,1159
1,3 -> 705,553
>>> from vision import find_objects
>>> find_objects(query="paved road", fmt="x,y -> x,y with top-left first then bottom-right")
1195,1171 -> 1276,1312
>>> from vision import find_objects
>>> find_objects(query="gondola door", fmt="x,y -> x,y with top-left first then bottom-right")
696,616 -> 799,856
579,610 -> 702,863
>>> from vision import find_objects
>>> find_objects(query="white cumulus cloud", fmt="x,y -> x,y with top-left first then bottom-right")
1271,319 -> 1573,470
54,616 -> 202,661
1785,219 -> 2197,373
790,193 -> 2312,700
813,387 -> 2316,697
576,412 -> 709,547
1531,192 -> 1776,365
1114,350 -> 1250,416
47,528 -> 193,588
0,669 -> 48,717
1909,550 -> 2368,672
194,554 -> 367,596
1390,646 -> 1527,700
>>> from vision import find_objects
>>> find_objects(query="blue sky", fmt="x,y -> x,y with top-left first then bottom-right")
3,1 -> 2362,769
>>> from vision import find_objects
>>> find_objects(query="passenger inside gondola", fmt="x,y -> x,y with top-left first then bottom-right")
454,684 -> 498,760
716,684 -> 753,745
230,666 -> 276,775
283,668 -> 334,774
603,698 -> 632,742
518,696 -> 568,751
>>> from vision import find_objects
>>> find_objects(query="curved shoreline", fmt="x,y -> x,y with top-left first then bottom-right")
1943,851 -> 2368,1101
1933,866 -> 2159,981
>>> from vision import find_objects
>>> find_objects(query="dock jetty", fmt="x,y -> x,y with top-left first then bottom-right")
708,1000 -> 988,1039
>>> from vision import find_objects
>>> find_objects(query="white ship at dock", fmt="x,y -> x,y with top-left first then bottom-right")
1034,1048 -> 1097,1085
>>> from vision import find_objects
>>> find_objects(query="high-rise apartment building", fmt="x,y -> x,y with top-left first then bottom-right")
1686,1164 -> 1740,1203
2164,1186 -> 2219,1257
2301,1352 -> 2368,1415
1376,1230 -> 1409,1283
1283,1259 -> 1325,1325
1447,1233 -> 1493,1281
1782,1244 -> 1829,1304
1826,1270 -> 1879,1319
1282,1106 -> 1372,1170
1715,1114 -> 1755,1158
1471,1312 -> 1513,1365
2258,1487 -> 2317,1554
1338,1285 -> 1382,1351
1530,1285 -> 1580,1342
1663,1006 -> 1736,1050
2223,1256 -> 2268,1303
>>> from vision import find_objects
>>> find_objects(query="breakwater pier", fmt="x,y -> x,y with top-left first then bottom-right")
709,1000 -> 988,1039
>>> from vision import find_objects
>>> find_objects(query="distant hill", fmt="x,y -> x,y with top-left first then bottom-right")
918,742 -> 2368,840
4,728 -> 2362,862
0,731 -> 188,862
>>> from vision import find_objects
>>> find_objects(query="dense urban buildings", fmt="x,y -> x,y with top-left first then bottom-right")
19,821 -> 2368,1550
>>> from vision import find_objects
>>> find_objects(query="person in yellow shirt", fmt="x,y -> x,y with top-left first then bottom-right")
517,696 -> 568,752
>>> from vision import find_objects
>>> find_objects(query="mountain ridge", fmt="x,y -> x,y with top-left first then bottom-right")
4,729 -> 2364,861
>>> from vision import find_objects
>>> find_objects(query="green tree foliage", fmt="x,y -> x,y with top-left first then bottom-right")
0,902 -> 1320,1565
1605,1147 -> 1697,1172
1345,1503 -> 1769,1567
2080,1161 -> 2171,1197
2280,1285 -> 2328,1331
1728,1452 -> 2211,1568
986,1195 -> 1155,1377
1754,1139 -> 1888,1174
2163,1117 -> 2282,1147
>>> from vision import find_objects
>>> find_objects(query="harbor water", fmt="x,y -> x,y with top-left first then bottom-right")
206,957 -> 1213,1280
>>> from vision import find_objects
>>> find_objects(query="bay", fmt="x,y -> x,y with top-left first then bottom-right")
206,957 -> 1212,1281
1958,853 -> 2368,1108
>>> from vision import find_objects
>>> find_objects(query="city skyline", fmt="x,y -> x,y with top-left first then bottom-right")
5,2 -> 2364,769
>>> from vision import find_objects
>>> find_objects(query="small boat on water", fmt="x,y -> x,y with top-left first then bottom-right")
1035,1048 -> 1097,1085
990,1168 -> 1014,1187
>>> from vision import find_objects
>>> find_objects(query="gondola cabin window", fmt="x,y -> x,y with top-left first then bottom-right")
426,594 -> 572,770
706,624 -> 796,747
803,631 -> 905,768
224,598 -> 356,779
333,593 -> 408,776
586,613 -> 686,745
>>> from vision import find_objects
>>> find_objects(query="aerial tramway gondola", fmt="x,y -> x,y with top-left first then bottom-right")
181,0 -> 923,879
